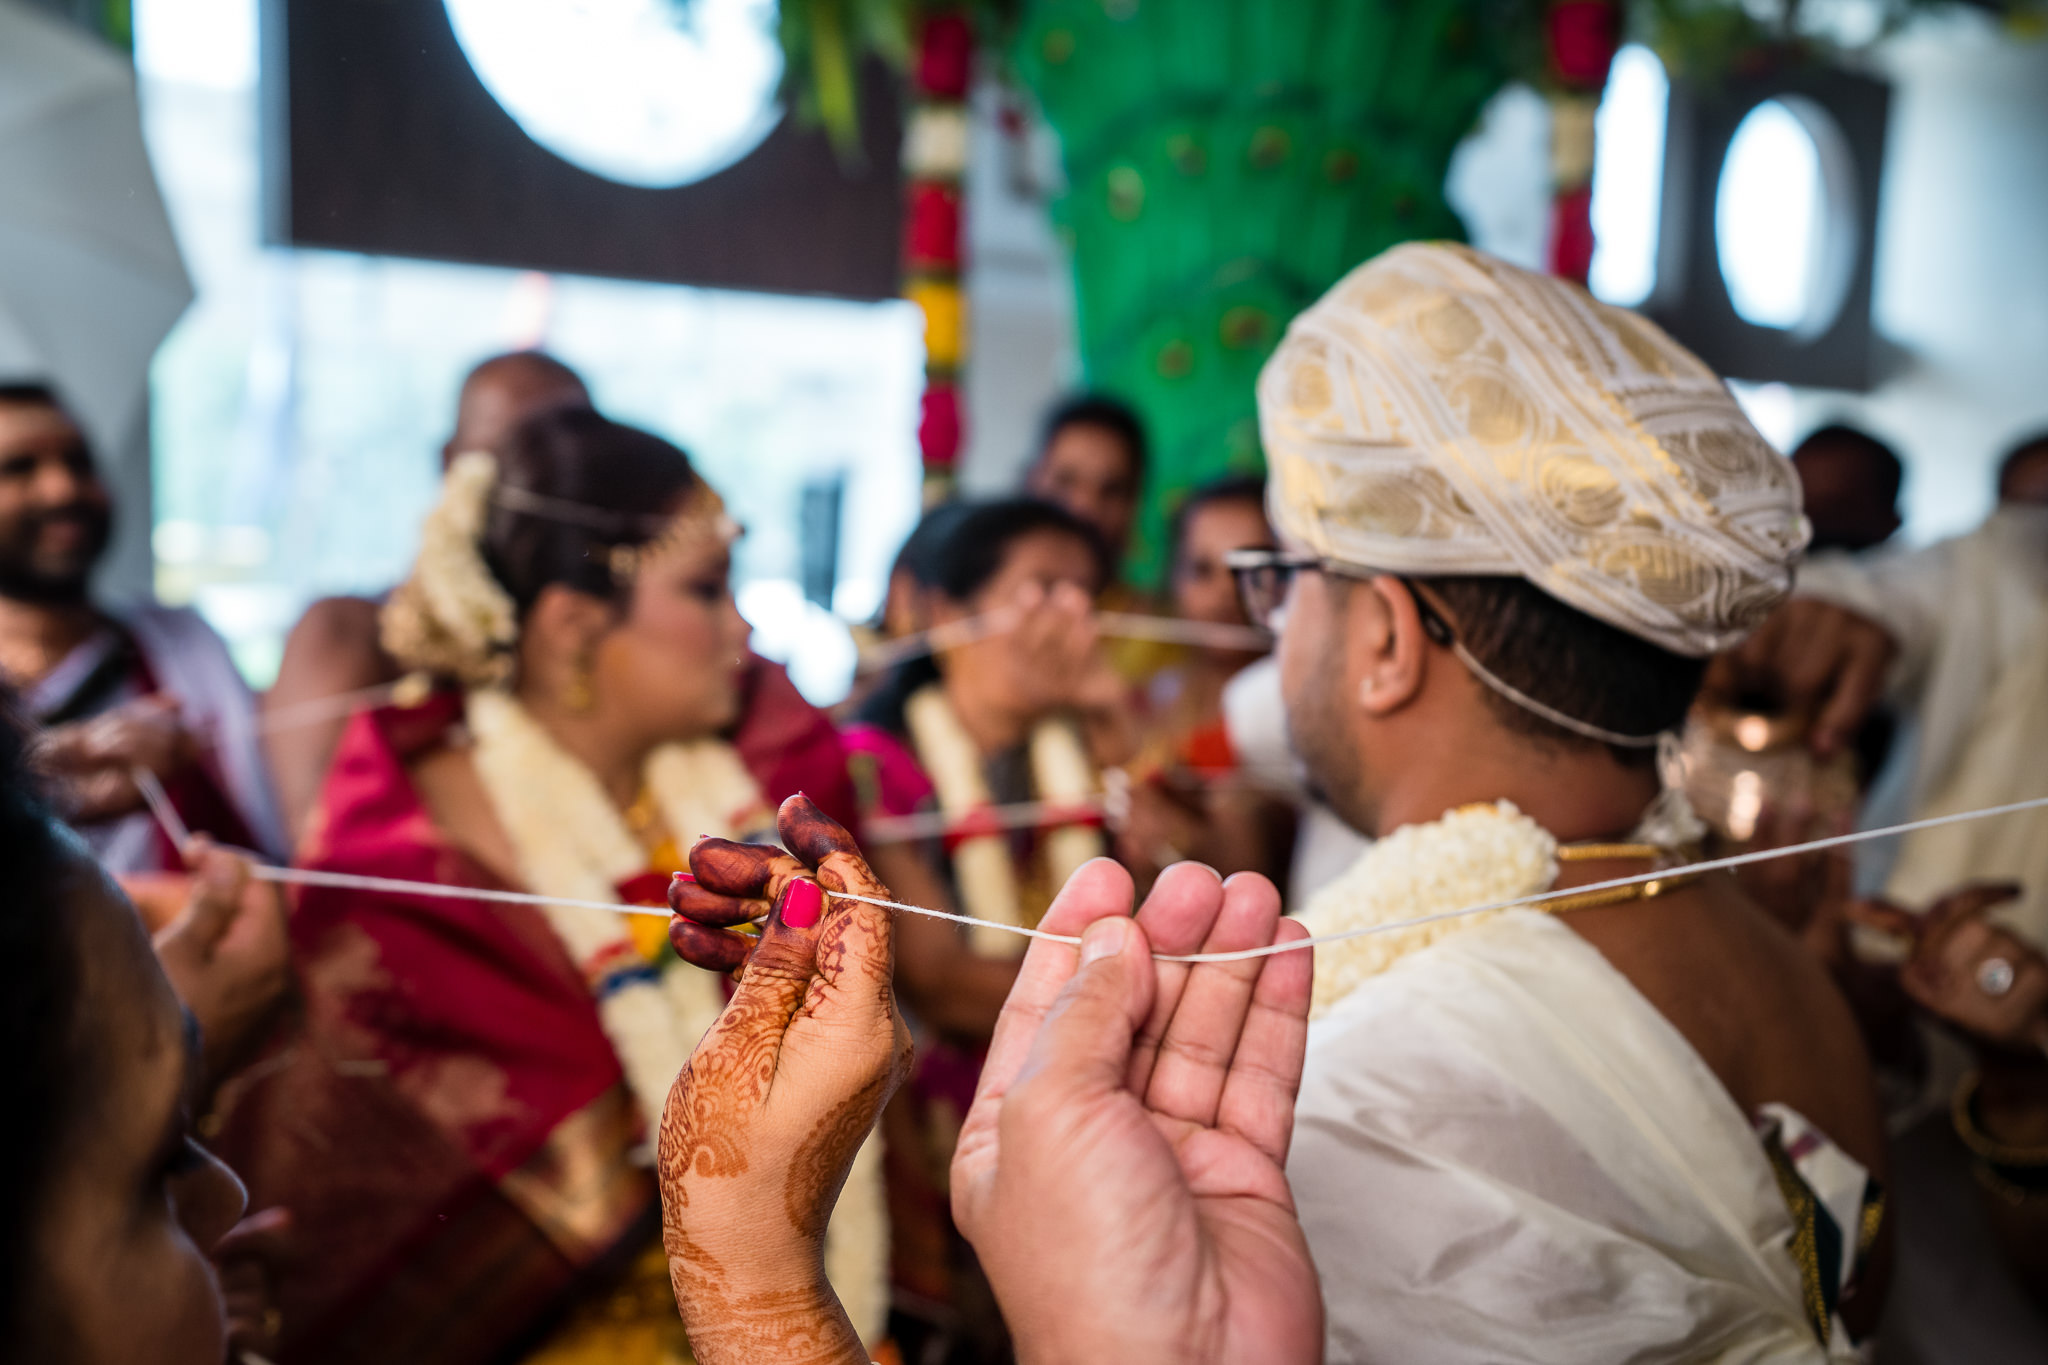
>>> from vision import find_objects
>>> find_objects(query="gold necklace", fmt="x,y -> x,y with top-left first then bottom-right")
1539,840 -> 1699,914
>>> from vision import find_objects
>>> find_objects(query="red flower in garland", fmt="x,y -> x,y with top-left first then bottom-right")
1549,184 -> 1597,283
917,14 -> 974,99
1547,1 -> 1620,89
919,383 -> 963,467
907,183 -> 962,269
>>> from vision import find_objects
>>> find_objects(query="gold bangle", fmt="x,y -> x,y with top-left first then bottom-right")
1952,1069 -> 2048,1168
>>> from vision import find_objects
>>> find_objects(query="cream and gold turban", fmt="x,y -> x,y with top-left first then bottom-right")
1259,243 -> 1808,657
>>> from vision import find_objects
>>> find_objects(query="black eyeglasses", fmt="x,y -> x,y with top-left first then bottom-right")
1224,548 -> 1456,646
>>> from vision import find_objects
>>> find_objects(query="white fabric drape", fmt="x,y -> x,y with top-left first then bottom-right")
1290,910 -> 1848,1363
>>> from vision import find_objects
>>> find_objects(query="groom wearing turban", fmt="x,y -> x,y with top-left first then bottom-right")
1246,244 -> 1886,1360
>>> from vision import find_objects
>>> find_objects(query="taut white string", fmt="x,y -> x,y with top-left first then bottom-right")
255,680 -> 407,736
858,608 -> 1269,673
128,766 -> 2048,965
132,766 -> 191,848
834,794 -> 2048,962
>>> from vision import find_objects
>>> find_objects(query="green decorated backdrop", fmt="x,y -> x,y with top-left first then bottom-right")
1012,0 -> 1510,580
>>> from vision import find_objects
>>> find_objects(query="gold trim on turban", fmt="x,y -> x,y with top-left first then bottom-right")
1259,243 -> 1809,657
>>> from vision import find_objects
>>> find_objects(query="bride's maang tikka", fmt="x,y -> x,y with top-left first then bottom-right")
490,479 -> 740,581
383,453 -> 740,689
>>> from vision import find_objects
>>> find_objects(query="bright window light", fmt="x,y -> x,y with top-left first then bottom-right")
1715,101 -> 1824,330
134,0 -> 257,90
1727,379 -> 1797,453
443,0 -> 785,189
1588,44 -> 1668,307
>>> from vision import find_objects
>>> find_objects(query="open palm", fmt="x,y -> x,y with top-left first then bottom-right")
951,860 -> 1322,1365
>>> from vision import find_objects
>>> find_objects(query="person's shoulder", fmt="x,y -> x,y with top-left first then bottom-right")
287,595 -> 387,653
275,595 -> 397,693
1569,879 -> 1882,1166
1298,932 -> 1532,1103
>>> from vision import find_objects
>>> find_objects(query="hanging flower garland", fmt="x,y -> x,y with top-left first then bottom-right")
1545,0 -> 1622,283
905,10 -> 975,500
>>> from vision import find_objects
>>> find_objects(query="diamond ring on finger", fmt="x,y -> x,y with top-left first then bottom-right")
1977,956 -> 2017,998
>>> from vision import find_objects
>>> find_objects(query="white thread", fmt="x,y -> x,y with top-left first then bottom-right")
255,681 -> 407,736
128,771 -> 2048,965
858,608 -> 1270,673
1450,640 -> 1662,749
131,766 -> 191,848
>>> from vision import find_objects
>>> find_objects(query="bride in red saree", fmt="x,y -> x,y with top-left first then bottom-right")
210,409 -> 879,1365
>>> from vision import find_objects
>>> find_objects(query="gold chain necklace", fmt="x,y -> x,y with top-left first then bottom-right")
1539,840 -> 1700,914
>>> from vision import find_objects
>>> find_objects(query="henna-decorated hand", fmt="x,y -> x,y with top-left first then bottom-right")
660,794 -> 911,1365
951,860 -> 1322,1365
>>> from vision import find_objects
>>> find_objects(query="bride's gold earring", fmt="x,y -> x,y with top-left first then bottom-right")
562,653 -> 595,714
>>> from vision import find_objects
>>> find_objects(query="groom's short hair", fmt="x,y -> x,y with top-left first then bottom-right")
1423,575 -> 1706,768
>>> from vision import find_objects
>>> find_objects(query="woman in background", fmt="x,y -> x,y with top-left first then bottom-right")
211,409 -> 885,1365
844,497 -> 1137,1359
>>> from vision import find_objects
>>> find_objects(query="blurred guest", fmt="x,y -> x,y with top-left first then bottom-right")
1024,393 -> 1176,684
0,382 -> 283,869
210,409 -> 883,1365
1024,394 -> 1145,569
838,499 -> 972,721
1714,428 -> 2048,943
263,351 -> 590,843
844,496 -> 1136,1359
1999,430 -> 2048,506
1792,423 -> 1904,553
0,710 -> 255,1365
1789,422 -> 1909,802
847,504 -> 1033,1034
849,498 -> 1136,942
1120,476 -> 1293,890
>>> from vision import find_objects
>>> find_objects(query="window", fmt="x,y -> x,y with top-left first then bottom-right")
1714,97 -> 1860,338
137,0 -> 919,703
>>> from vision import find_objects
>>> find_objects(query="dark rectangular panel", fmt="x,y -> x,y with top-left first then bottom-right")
262,0 -> 903,301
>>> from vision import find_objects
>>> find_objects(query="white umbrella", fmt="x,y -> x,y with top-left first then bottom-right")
0,1 -> 191,555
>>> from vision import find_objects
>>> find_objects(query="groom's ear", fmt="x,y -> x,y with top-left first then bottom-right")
1356,576 -> 1428,716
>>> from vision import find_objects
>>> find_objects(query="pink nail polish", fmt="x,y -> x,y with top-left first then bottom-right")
672,872 -> 696,884
780,878 -> 823,929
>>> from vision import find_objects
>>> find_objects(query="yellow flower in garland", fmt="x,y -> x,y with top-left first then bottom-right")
906,276 -> 967,370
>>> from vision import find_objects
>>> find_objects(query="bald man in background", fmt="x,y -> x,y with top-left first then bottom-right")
262,352 -> 590,842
